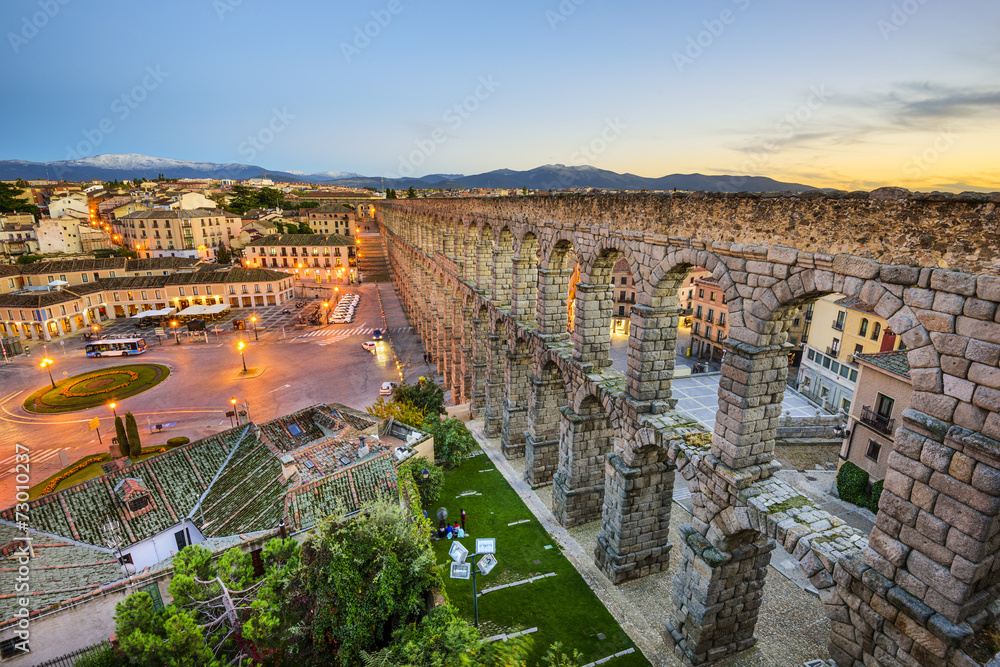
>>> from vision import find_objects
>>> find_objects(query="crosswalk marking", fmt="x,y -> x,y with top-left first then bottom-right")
295,326 -> 411,339
2,448 -> 63,473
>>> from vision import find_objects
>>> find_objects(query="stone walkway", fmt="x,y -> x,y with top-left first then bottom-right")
466,416 -> 833,667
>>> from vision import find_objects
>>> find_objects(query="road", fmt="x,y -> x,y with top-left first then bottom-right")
0,282 -> 427,507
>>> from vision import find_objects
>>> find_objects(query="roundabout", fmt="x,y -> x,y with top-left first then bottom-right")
22,364 -> 171,414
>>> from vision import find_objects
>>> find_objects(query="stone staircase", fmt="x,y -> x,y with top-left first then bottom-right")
356,233 -> 391,282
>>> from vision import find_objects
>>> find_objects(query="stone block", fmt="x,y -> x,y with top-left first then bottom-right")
967,339 -> 1000,366
932,291 -> 966,315
834,254 -> 881,279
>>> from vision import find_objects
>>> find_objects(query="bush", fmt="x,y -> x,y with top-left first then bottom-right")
73,643 -> 124,667
166,436 -> 190,447
868,480 -> 884,512
403,456 -> 443,506
837,461 -> 874,509
425,417 -> 477,468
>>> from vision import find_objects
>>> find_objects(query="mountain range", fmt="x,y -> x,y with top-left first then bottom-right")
0,154 -> 816,192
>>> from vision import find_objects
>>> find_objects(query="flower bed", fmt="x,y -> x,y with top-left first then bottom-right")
41,456 -> 105,495
59,369 -> 140,398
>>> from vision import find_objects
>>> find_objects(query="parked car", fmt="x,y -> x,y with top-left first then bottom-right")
379,381 -> 397,395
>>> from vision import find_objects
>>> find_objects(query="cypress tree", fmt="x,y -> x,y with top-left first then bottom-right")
125,412 -> 142,457
114,416 -> 129,458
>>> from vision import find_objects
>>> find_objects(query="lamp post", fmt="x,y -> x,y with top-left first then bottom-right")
237,341 -> 247,373
250,315 -> 258,342
40,357 -> 55,390
109,401 -> 118,418
171,320 -> 179,345
231,397 -> 239,426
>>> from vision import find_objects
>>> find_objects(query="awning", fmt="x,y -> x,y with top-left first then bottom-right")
130,307 -> 176,319
174,305 -> 208,317
201,304 -> 229,315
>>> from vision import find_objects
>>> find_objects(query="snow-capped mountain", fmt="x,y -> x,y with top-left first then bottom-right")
0,154 -> 357,183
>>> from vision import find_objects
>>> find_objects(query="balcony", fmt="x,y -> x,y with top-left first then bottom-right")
826,346 -> 840,357
861,406 -> 895,436
832,319 -> 845,331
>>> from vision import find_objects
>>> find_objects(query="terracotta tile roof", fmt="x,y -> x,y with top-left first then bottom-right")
286,453 -> 399,531
834,295 -> 877,313
854,350 -> 911,379
253,233 -> 353,247
18,258 -> 126,274
0,282 -> 105,308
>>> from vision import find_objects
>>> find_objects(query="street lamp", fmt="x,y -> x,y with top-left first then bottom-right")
109,401 -> 117,418
231,397 -> 239,426
40,357 -> 55,390
250,315 -> 258,342
237,341 -> 247,373
171,320 -> 179,345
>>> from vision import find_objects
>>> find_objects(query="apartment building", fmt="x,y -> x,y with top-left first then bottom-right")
0,220 -> 37,260
610,257 -> 635,333
689,277 -> 729,363
243,233 -> 356,284
303,204 -> 357,237
839,350 -> 912,482
117,208 -> 242,256
797,294 -> 904,413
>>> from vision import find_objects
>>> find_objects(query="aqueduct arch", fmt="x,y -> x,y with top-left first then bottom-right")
379,190 -> 1000,666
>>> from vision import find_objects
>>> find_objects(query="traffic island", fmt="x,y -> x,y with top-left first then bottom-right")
235,367 -> 266,379
23,364 -> 171,414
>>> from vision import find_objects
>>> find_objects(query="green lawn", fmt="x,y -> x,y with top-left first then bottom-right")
424,448 -> 650,667
23,363 -> 170,413
27,444 -> 181,500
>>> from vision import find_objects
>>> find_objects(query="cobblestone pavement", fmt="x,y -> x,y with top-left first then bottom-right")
466,417 -> 833,667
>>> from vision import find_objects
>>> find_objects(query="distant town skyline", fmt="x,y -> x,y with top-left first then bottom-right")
3,0 -> 997,192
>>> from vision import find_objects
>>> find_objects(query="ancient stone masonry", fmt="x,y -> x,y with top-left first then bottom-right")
379,189 -> 1000,666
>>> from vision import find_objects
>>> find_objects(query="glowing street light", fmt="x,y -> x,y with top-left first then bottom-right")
237,341 -> 248,373
40,357 -> 55,390
171,320 -> 180,344
231,396 -> 240,426
109,401 -> 117,418
250,315 -> 258,342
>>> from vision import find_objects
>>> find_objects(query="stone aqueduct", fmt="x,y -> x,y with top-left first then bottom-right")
376,191 -> 1000,667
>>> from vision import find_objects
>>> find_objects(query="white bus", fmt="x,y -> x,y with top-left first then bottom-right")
85,337 -> 148,358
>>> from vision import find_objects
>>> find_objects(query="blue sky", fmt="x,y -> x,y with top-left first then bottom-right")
2,0 -> 997,190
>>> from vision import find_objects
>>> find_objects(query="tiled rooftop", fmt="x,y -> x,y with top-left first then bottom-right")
854,350 -> 911,379
834,295 -> 876,313
286,453 -> 398,531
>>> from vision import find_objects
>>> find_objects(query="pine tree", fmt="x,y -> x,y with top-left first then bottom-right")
115,416 -> 129,458
125,412 -> 142,457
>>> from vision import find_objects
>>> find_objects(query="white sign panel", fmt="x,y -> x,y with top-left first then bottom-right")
449,541 -> 469,564
475,538 -> 496,554
450,562 -> 471,580
478,553 -> 497,575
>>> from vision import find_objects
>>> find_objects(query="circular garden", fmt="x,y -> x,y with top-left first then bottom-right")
23,364 -> 170,414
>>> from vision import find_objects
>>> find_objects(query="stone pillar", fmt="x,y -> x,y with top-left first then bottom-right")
552,403 -> 613,527
627,303 -> 681,409
460,306 -> 474,405
665,525 -> 774,665
524,373 -> 565,487
501,349 -> 532,459
712,339 -> 788,472
483,333 -> 504,437
510,256 -> 538,326
572,282 -> 614,370
442,233 -> 455,259
537,267 -> 573,339
594,451 -> 675,584
449,298 -> 462,399
492,246 -> 514,309
475,243 -> 490,294
471,317 -> 487,410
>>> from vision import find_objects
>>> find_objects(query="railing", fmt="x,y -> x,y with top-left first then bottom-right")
35,640 -> 113,667
861,406 -> 895,436
832,319 -> 845,331
826,346 -> 840,357
804,312 -> 813,322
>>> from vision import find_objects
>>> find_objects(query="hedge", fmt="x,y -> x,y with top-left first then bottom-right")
836,461 -> 882,512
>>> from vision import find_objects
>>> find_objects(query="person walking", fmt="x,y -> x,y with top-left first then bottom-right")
461,509 -> 466,531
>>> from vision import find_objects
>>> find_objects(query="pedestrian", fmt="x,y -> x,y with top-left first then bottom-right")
461,509 -> 466,531
24,345 -> 29,357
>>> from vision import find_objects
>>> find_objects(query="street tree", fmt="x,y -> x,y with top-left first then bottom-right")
125,412 -> 141,457
114,416 -> 129,458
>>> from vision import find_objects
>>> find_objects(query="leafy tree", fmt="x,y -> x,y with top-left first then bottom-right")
424,417 -> 477,468
16,254 -> 43,264
273,221 -> 284,234
401,456 -> 443,506
405,186 -> 417,199
215,241 -> 232,264
366,395 -> 427,429
14,178 -> 27,188
385,189 -> 397,200
114,415 -> 129,458
0,182 -> 39,215
260,500 -> 439,666
225,185 -> 287,214
125,412 -> 141,457
393,377 -> 444,417
115,593 -> 220,667
386,604 -> 530,666
298,222 -> 314,234
73,643 -> 125,667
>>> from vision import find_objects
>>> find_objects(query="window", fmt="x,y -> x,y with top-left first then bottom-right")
141,291 -> 147,300
822,356 -> 831,369
242,285 -> 248,294
128,496 -> 150,512
849,369 -> 858,382
174,529 -> 188,552
229,286 -> 235,294
155,290 -> 161,299
127,291 -> 133,301
620,276 -> 627,285
875,394 -> 894,419
859,318 -> 869,336
178,287 -> 185,296
81,273 -> 89,283
717,330 -> 724,342
866,440 -> 882,462
707,308 -> 715,324
1,637 -> 28,658
839,364 -> 850,379
842,398 -> 851,413
60,275 -> 66,281
254,284 -> 261,293
619,290 -> 626,301
705,326 -> 713,340
831,361 -> 840,374
871,322 -> 881,341
693,322 -> 701,336
206,286 -> 212,295
854,344 -> 864,356
618,305 -> 625,316
192,287 -> 198,296
807,348 -> 815,361
710,292 -> 716,301
695,305 -> 703,319
139,582 -> 164,611
834,311 -> 846,331
698,289 -> 704,298
113,292 -> 120,301
718,313 -> 726,327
